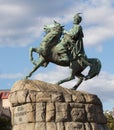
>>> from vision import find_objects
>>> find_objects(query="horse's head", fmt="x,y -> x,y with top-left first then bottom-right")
44,21 -> 64,34
41,21 -> 64,51
44,24 -> 54,34
53,20 -> 64,33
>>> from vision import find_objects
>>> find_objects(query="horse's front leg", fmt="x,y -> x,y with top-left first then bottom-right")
25,56 -> 45,79
56,68 -> 75,85
29,47 -> 39,66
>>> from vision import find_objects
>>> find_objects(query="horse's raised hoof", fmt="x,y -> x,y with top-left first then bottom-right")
23,75 -> 30,80
55,83 -> 60,85
55,81 -> 61,85
71,87 -> 75,90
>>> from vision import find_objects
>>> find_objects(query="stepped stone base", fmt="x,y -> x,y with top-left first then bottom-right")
9,80 -> 110,130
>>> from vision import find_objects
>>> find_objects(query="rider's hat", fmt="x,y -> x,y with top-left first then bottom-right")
73,13 -> 82,23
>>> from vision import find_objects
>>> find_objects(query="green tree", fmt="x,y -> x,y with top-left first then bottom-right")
0,116 -> 11,130
105,112 -> 114,130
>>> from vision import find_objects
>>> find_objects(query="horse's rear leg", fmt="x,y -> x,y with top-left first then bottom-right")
56,68 -> 75,85
25,57 -> 45,79
71,74 -> 84,90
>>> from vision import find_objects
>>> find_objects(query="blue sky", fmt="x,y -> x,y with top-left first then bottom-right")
0,0 -> 114,111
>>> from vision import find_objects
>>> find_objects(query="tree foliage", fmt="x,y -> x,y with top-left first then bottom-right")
0,116 -> 11,130
105,112 -> 114,130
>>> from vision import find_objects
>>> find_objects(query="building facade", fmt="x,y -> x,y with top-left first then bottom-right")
0,89 -> 11,118
0,90 -> 10,108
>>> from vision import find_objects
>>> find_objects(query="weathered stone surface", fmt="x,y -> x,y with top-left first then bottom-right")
96,105 -> 107,124
57,122 -> 65,130
84,93 -> 101,105
85,123 -> 92,130
64,94 -> 72,102
56,103 -> 68,112
35,122 -> 46,130
9,92 -> 18,106
70,103 -> 84,108
46,111 -> 55,122
13,103 -> 35,125
17,90 -> 28,104
9,80 -> 110,130
65,122 -> 85,130
46,103 -> 55,121
26,90 -> 36,102
85,104 -> 97,122
91,123 -> 99,130
13,123 -> 35,130
72,93 -> 85,103
85,104 -> 107,124
36,92 -> 51,102
46,122 -> 56,130
36,103 -> 46,122
56,111 -> 68,122
70,108 -> 86,122
56,103 -> 69,122
52,92 -> 64,102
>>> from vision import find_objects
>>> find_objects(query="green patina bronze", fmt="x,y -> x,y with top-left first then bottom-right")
25,14 -> 101,90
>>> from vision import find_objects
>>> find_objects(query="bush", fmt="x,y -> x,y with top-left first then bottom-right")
0,116 -> 12,130
105,113 -> 114,130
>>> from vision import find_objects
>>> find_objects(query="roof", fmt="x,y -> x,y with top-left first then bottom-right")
0,90 -> 10,99
0,89 -> 10,92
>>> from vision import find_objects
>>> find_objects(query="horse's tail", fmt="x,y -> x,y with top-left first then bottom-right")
86,58 -> 101,79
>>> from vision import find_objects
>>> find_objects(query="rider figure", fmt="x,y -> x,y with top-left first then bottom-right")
67,13 -> 84,59
62,13 -> 90,68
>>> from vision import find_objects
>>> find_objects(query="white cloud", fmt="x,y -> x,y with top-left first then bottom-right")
0,73 -> 23,79
0,0 -> 76,47
0,0 -> 113,47
34,66 -> 70,83
83,3 -> 114,46
84,26 -> 114,46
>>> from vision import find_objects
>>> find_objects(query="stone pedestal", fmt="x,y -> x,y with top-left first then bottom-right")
9,80 -> 110,130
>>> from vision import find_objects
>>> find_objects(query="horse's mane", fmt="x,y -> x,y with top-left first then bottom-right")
39,21 -> 63,54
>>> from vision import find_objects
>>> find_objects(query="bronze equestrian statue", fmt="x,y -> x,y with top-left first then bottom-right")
25,14 -> 101,90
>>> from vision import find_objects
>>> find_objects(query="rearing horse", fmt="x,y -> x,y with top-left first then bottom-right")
25,21 -> 101,90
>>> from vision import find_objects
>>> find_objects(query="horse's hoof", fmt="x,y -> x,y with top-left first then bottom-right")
71,87 -> 77,90
71,87 -> 75,90
55,83 -> 60,85
55,81 -> 61,85
23,76 -> 29,79
22,77 -> 27,80
71,84 -> 79,90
